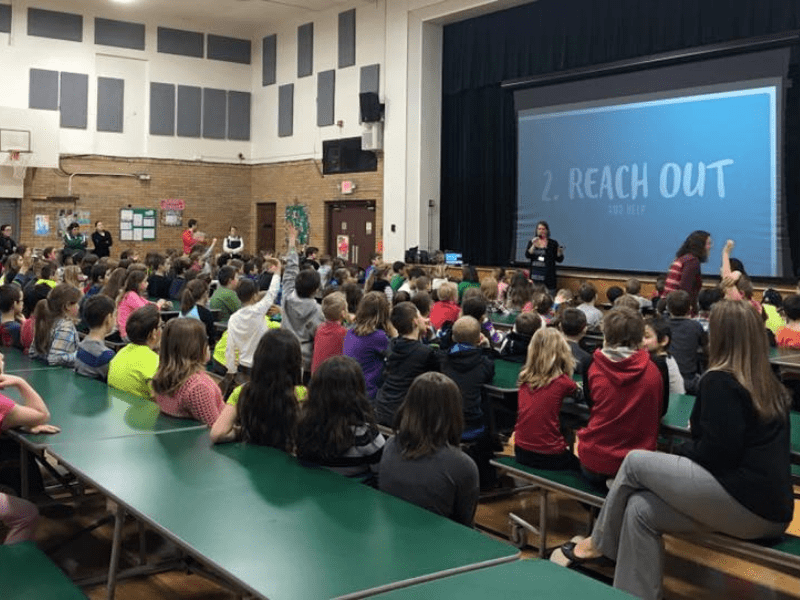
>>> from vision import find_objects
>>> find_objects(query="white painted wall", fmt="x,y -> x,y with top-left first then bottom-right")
0,0 -> 253,162
0,0 -> 513,258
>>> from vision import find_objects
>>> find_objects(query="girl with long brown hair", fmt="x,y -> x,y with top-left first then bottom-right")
152,318 -> 223,426
342,291 -> 395,399
378,372 -> 479,526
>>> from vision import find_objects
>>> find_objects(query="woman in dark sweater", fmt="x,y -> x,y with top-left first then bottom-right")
553,300 -> 793,600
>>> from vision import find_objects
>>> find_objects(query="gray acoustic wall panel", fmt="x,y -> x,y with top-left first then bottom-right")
97,77 -> 124,132
228,91 -> 251,141
297,23 -> 313,78
28,8 -> 82,42
338,10 -> 356,68
150,82 -> 175,136
0,4 -> 11,34
29,69 -> 59,110
317,70 -> 335,127
207,34 -> 251,64
157,27 -> 203,58
262,34 -> 277,86
202,88 -> 226,139
360,64 -> 380,94
95,18 -> 145,50
177,85 -> 201,138
278,84 -> 293,138
60,72 -> 88,129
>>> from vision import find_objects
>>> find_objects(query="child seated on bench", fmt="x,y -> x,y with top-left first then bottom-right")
152,318 -> 224,427
379,372 -> 479,526
30,284 -> 82,367
775,293 -> 800,349
0,353 -> 60,543
499,312 -> 540,363
578,307 -> 664,489
108,305 -> 161,399
74,295 -> 115,381
296,356 -> 385,484
514,327 -> 580,470
211,329 -> 301,448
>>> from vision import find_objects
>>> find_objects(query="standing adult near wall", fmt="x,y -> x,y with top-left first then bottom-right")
182,219 -> 201,256
0,224 -> 17,262
91,221 -> 113,258
524,221 -> 563,297
664,230 -> 711,313
223,226 -> 244,258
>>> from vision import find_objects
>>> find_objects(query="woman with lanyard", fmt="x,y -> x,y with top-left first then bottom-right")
524,220 -> 564,297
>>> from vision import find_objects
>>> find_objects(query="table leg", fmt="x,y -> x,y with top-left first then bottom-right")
107,504 -> 126,600
138,521 -> 147,566
539,490 -> 549,558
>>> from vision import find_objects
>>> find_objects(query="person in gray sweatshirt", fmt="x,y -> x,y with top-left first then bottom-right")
281,224 -> 324,380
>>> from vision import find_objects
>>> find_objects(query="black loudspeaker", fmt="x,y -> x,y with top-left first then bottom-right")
359,92 -> 384,123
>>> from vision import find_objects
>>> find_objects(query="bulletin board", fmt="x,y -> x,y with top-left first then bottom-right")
119,208 -> 157,241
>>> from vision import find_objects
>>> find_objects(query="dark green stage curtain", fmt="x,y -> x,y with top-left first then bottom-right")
441,0 -> 800,270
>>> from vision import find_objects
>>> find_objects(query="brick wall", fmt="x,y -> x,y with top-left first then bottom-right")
18,155 -> 383,259
250,158 -> 383,256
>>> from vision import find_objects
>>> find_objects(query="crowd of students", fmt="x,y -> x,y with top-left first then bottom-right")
0,227 -> 796,600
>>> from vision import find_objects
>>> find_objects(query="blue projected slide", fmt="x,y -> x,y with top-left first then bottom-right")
516,86 -> 778,276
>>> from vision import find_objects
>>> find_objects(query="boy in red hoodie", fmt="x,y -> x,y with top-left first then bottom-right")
578,306 -> 666,490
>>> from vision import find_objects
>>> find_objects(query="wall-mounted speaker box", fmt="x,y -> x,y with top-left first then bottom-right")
322,137 -> 378,174
359,91 -> 383,123
361,122 -> 383,151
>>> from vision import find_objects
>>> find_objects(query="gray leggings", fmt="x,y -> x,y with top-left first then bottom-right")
591,450 -> 787,600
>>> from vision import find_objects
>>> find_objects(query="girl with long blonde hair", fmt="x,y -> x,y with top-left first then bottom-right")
514,327 -> 579,470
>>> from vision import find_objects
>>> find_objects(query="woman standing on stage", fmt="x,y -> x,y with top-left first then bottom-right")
524,220 -> 563,297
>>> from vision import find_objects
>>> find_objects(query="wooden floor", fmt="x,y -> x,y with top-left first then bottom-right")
16,464 -> 800,600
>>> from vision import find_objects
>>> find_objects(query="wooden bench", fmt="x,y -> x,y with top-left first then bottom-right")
491,456 -> 800,574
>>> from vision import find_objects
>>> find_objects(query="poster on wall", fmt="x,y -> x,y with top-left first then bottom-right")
120,208 -> 156,242
160,199 -> 184,227
77,210 -> 91,226
34,215 -> 49,236
57,209 -> 77,237
285,204 -> 310,245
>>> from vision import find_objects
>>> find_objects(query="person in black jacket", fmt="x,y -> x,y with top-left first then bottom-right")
553,300 -> 793,600
524,220 -> 564,296
91,221 -> 113,258
0,224 -> 16,262
373,302 -> 438,426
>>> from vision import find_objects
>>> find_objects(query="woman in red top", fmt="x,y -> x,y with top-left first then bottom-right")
663,230 -> 711,313
514,327 -> 579,470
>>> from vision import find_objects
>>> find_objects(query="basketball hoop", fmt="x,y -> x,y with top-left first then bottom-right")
1,150 -> 30,181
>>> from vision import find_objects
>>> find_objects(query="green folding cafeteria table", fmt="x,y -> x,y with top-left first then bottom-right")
1,366 -> 204,496
1,541 -> 87,600
1,348 -> 59,372
2,368 -> 204,450
50,428 -> 519,600
769,346 -> 800,368
368,559 -> 633,599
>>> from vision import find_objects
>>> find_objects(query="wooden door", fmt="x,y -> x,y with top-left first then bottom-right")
256,203 -> 276,254
326,201 -> 376,269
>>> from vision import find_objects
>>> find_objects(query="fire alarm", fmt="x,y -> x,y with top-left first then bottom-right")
341,181 -> 355,194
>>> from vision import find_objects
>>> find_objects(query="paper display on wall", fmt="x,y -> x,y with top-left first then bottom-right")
120,208 -> 156,241
34,215 -> 49,236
